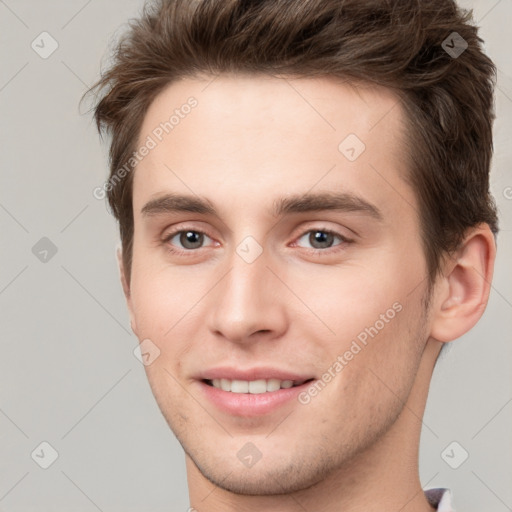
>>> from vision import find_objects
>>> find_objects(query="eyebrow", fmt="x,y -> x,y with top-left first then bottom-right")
141,191 -> 383,221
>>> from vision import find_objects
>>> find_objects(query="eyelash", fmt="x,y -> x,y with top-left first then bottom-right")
161,226 -> 352,256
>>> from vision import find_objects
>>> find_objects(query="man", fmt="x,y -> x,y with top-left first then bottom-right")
85,0 -> 498,510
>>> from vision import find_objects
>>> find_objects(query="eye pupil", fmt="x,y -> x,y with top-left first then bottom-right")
181,231 -> 203,249
310,231 -> 334,249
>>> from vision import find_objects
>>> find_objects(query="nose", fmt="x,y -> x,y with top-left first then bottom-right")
206,245 -> 288,344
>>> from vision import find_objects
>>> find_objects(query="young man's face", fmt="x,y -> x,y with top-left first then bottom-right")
124,74 -> 435,494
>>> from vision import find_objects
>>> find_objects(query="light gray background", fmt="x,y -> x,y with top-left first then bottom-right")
0,1 -> 511,511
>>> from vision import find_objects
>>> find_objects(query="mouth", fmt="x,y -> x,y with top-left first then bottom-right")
198,376 -> 317,417
202,378 -> 315,394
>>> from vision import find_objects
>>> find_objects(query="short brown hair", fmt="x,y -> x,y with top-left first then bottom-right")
84,0 -> 499,287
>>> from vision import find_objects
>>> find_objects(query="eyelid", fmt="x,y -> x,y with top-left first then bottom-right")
291,219 -> 354,239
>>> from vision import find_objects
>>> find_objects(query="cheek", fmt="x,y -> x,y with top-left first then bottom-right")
298,256 -> 428,402
324,298 -> 426,424
353,286 -> 428,406
293,261 -> 418,345
129,256 -> 203,337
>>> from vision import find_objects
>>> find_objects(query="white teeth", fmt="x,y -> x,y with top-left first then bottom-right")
231,380 -> 249,393
266,378 -> 281,392
209,378 -> 304,393
220,378 -> 231,392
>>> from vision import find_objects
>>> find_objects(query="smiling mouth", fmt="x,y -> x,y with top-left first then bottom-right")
203,378 -> 315,394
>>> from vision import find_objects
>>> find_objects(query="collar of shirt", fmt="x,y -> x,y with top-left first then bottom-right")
424,488 -> 454,511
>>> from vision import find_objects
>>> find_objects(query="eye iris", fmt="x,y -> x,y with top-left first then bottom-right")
310,231 -> 334,249
180,231 -> 203,249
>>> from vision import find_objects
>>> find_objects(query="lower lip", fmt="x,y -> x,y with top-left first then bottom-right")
197,380 -> 315,417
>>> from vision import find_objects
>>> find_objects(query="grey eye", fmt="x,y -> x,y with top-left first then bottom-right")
297,230 -> 343,250
170,230 -> 211,250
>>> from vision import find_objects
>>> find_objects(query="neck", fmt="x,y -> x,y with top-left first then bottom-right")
186,339 -> 442,512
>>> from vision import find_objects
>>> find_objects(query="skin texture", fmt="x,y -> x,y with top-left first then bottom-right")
118,74 -> 495,511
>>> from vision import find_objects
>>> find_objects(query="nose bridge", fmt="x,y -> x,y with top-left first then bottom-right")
207,240 -> 285,342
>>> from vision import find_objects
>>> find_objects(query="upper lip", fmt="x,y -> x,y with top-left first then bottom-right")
197,367 -> 315,382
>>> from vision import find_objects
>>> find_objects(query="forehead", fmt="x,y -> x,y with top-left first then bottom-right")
132,74 -> 413,221
138,73 -> 405,150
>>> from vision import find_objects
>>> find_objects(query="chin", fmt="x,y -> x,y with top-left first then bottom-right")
192,457 -> 327,496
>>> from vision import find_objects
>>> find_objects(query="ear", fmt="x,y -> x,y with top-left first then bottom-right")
429,224 -> 496,343
116,245 -> 138,337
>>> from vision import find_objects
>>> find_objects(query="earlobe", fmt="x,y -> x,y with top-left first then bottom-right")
116,246 -> 138,336
429,224 -> 496,343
